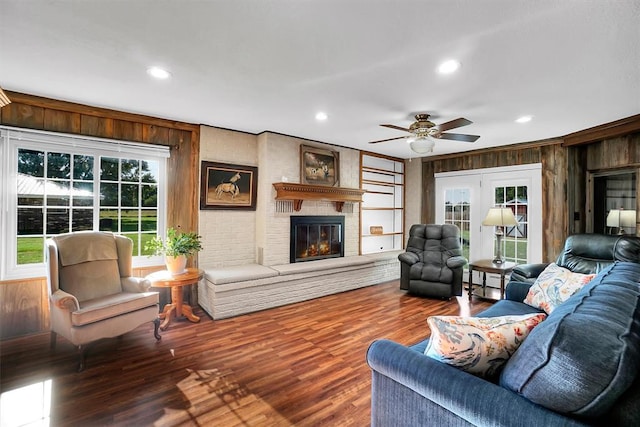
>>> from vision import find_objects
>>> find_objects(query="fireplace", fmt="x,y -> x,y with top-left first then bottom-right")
290,216 -> 344,263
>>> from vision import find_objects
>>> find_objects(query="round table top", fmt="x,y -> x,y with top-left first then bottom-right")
468,259 -> 517,272
146,267 -> 204,287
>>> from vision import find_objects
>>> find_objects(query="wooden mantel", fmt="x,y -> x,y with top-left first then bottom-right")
272,182 -> 365,212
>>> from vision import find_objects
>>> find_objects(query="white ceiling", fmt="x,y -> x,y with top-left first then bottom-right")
1,0 -> 639,159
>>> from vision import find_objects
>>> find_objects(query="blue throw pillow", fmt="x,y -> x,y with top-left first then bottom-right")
499,262 -> 640,417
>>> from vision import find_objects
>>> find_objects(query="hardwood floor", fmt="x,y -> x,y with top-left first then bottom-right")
0,281 -> 492,427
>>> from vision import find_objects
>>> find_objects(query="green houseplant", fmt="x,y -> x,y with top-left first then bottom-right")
145,227 -> 203,275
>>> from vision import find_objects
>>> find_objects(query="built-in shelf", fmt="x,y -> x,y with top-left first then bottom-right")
272,182 -> 365,212
363,232 -> 404,237
360,154 -> 405,254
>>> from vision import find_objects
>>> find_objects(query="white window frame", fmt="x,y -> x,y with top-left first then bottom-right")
0,126 -> 170,280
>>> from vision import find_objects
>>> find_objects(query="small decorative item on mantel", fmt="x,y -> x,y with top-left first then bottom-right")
370,226 -> 384,235
145,227 -> 203,275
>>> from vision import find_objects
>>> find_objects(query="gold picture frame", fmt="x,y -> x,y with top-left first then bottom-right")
300,145 -> 339,187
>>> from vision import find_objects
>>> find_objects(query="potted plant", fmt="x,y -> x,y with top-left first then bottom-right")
145,227 -> 203,275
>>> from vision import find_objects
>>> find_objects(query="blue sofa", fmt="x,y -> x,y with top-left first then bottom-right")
367,260 -> 640,426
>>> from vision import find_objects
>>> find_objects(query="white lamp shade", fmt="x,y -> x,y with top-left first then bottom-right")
607,209 -> 637,228
621,210 -> 637,227
407,136 -> 435,154
482,207 -> 518,226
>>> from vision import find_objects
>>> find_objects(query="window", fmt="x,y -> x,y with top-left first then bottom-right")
1,126 -> 170,279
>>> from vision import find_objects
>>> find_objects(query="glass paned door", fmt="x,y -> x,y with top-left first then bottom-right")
435,176 -> 482,263
482,169 -> 541,268
437,164 -> 542,290
444,188 -> 471,262
492,185 -> 529,264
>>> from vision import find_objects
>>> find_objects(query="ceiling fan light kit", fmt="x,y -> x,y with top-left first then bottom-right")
369,113 -> 480,155
407,136 -> 435,153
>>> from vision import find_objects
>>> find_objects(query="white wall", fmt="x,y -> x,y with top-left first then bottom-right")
199,126 -> 259,268
199,126 -> 362,268
404,158 -> 423,236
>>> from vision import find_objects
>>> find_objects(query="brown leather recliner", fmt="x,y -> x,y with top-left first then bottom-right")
398,224 -> 467,299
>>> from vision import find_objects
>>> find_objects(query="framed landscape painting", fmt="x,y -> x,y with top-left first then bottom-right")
300,145 -> 339,187
200,161 -> 258,210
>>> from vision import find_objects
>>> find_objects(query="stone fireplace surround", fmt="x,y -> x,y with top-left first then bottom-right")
197,127 -> 401,319
198,251 -> 400,319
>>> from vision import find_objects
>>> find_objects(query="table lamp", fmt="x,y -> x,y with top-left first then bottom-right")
606,208 -> 637,234
482,207 -> 518,264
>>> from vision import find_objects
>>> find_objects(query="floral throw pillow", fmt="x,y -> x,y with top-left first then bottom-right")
425,313 -> 547,378
524,263 -> 596,314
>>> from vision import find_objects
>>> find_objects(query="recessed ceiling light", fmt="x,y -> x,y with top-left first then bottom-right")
147,66 -> 171,79
437,60 -> 461,74
315,112 -> 328,121
515,115 -> 533,123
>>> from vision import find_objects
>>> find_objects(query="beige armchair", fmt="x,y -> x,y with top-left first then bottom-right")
46,231 -> 160,371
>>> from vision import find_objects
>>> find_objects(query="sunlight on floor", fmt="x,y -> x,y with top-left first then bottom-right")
0,379 -> 52,427
153,368 -> 293,426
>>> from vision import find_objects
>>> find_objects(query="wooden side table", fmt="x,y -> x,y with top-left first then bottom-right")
146,268 -> 204,330
467,260 -> 516,301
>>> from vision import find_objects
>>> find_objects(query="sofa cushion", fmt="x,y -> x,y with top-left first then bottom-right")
54,232 -> 123,301
500,262 -> 640,417
59,259 -> 123,302
54,231 -> 119,266
424,313 -> 546,378
477,300 -> 544,318
204,264 -> 278,285
524,263 -> 595,314
72,291 -> 159,326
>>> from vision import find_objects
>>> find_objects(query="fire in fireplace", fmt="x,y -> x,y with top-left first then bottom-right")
290,216 -> 345,263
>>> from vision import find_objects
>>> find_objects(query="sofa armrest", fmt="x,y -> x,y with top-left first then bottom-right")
505,281 -> 533,302
121,276 -> 152,293
367,339 -> 586,427
510,263 -> 550,283
50,289 -> 80,311
398,252 -> 419,266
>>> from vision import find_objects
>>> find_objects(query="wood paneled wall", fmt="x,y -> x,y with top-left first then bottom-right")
568,131 -> 640,234
421,139 -> 568,262
0,92 -> 200,340
0,278 -> 48,338
421,115 -> 640,263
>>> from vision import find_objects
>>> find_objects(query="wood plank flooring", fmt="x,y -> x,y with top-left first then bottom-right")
0,281 -> 492,427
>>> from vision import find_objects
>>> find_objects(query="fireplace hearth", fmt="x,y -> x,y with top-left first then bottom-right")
290,216 -> 344,263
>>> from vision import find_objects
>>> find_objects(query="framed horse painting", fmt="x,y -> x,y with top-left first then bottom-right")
300,145 -> 339,187
200,161 -> 258,210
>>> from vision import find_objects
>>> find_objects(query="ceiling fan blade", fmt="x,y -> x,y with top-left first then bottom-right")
436,117 -> 472,132
437,133 -> 480,143
380,124 -> 411,132
369,136 -> 407,144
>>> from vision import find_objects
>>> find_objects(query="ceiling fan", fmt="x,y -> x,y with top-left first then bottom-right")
369,113 -> 480,154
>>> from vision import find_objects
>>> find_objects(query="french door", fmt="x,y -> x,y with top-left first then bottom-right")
435,164 -> 542,287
